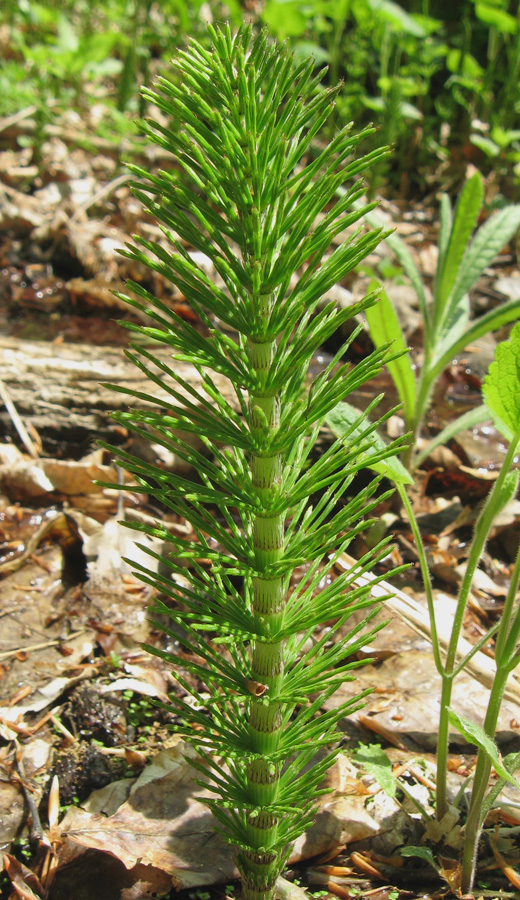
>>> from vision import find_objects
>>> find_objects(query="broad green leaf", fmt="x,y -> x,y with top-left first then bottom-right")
430,292 -> 470,370
362,95 -> 422,121
429,294 -> 520,382
399,100 -> 423,121
352,200 -> 430,331
436,173 -> 483,317
470,135 -> 501,158
470,0 -> 513,8
414,404 -> 490,470
326,402 -> 413,485
483,320 -> 520,436
449,206 -> 520,309
364,282 -> 416,425
495,470 -> 520,516
436,193 -> 453,287
367,0 -> 426,35
412,13 -> 442,35
261,0 -> 308,38
291,42 -> 330,66
446,49 -> 484,79
353,743 -> 396,797
56,14 -> 79,52
492,127 -> 520,147
383,233 -> 430,332
401,846 -> 439,871
475,4 -> 518,33
448,708 -> 520,788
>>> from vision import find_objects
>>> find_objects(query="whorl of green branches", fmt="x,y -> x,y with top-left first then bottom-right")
103,23 -> 406,900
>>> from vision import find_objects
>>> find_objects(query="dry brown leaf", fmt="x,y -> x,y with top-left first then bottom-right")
62,740 -> 378,889
3,853 -> 44,899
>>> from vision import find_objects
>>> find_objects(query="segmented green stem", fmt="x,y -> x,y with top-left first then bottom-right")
116,29 -> 394,900
242,336 -> 286,897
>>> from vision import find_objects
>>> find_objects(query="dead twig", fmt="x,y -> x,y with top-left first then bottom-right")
0,105 -> 38,134
0,376 -> 40,458
0,627 -> 87,661
68,173 -> 132,223
491,825 -> 520,889
14,740 -> 44,843
0,707 -> 58,738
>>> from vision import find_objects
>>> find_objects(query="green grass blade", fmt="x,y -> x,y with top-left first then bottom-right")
448,708 -> 520,788
435,172 -> 483,320
449,205 -> 520,309
364,281 -> 416,425
429,291 -> 470,370
428,294 -> 520,382
436,192 -> 452,288
414,404 -> 490,469
326,401 -> 412,485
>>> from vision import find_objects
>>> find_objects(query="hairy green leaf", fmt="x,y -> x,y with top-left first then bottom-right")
353,743 -> 396,797
428,294 -> 520,382
448,709 -> 520,788
350,198 -> 430,330
436,172 -> 483,319
414,404 -> 491,469
400,846 -> 440,871
326,402 -> 413,484
436,193 -> 453,288
430,292 -> 470,370
449,206 -> 520,310
483,320 -> 520,437
367,0 -> 426,36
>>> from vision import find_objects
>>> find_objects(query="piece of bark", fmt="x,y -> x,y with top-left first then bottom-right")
0,336 -> 236,454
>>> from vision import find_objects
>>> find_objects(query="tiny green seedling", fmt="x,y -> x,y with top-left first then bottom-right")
352,742 -> 396,798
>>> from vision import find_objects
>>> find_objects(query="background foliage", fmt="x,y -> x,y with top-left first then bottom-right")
2,0 -> 519,197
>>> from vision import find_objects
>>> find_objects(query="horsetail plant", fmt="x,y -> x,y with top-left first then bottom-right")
104,25 -> 408,900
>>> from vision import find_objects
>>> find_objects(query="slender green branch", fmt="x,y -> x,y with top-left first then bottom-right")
460,667 -> 509,893
397,484 -> 441,671
460,508 -> 520,893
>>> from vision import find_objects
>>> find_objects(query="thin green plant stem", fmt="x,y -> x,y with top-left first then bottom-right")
459,666 -> 509,893
397,481 -> 453,819
495,526 -> 520,663
460,531 -> 520,892
398,438 -> 520,822
431,435 -> 520,821
396,483 -> 441,670
481,751 -> 520,821
435,676 -> 455,821
446,433 -> 520,675
409,368 -> 436,468
452,621 -> 501,677
396,776 -> 433,822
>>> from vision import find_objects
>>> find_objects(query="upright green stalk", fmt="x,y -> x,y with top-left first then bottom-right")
104,25 -> 406,900
459,486 -> 520,892
246,341 -> 285,893
400,437 -> 520,822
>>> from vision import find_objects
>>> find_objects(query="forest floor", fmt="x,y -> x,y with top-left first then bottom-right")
1,111 -> 520,900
